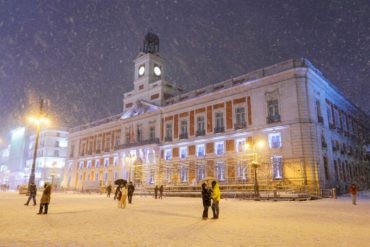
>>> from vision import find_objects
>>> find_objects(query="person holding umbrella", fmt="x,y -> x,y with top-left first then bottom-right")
201,183 -> 211,220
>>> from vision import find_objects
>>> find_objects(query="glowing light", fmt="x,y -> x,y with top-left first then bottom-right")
28,115 -> 50,126
11,127 -> 25,140
256,140 -> 265,149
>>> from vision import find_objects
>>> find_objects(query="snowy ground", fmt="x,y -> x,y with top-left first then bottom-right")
0,191 -> 369,247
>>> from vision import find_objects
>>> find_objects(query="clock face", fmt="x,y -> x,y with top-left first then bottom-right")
153,66 -> 161,76
138,66 -> 145,76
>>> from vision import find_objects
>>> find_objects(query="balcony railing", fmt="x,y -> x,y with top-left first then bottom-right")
119,138 -> 160,149
164,136 -> 173,142
234,122 -> 246,130
214,126 -> 225,133
179,133 -> 188,139
267,115 -> 281,124
196,129 -> 205,137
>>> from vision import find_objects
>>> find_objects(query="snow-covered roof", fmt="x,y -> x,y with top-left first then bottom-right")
121,100 -> 161,120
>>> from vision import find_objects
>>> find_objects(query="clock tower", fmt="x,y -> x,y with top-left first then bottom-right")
123,33 -> 183,112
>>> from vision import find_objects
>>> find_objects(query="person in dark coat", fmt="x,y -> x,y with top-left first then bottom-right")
114,185 -> 120,200
37,183 -> 51,215
127,182 -> 135,204
349,183 -> 358,205
106,184 -> 112,198
201,183 -> 212,220
24,182 -> 37,206
159,185 -> 164,199
154,185 -> 158,199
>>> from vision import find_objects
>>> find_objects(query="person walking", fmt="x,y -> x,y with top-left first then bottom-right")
127,182 -> 135,204
114,185 -> 120,200
24,182 -> 37,206
154,185 -> 158,199
159,185 -> 164,199
349,183 -> 358,205
37,183 -> 51,215
106,184 -> 112,198
201,183 -> 211,220
118,185 -> 128,209
211,181 -> 220,219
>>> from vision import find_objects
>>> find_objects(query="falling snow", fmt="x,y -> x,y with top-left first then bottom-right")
0,0 -> 369,137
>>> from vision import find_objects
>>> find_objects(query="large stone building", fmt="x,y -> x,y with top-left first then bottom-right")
63,33 -> 370,194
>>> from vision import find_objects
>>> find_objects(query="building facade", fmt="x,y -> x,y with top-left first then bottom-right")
26,129 -> 69,187
63,33 -> 370,194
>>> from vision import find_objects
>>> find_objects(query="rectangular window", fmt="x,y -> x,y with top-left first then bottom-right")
196,144 -> 205,157
323,156 -> 330,180
114,157 -> 118,166
327,105 -> 334,127
180,147 -> 187,159
54,150 -> 59,157
197,165 -> 205,181
150,126 -> 156,140
268,132 -> 282,149
114,135 -> 120,148
95,173 -> 99,181
180,166 -> 188,182
316,100 -> 323,123
235,107 -> 246,129
215,141 -> 225,155
164,149 -> 172,160
104,158 -> 109,167
215,161 -> 225,181
105,137 -> 111,151
87,160 -> 92,169
215,112 -> 224,128
137,124 -> 143,142
272,156 -> 283,179
196,116 -> 205,136
165,168 -> 171,182
267,100 -> 280,123
180,120 -> 188,135
79,161 -> 83,170
104,173 -> 108,182
96,139 -> 102,152
237,161 -> 247,181
148,169 -> 155,184
95,160 -> 100,168
236,138 -> 246,152
165,123 -> 172,141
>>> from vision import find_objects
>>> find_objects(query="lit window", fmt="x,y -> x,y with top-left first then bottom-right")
196,144 -> 205,157
165,168 -> 171,182
237,161 -> 247,180
87,160 -> 92,169
104,173 -> 108,182
215,112 -> 224,128
180,147 -> 187,159
79,161 -> 83,169
95,160 -> 100,168
268,133 -> 282,149
236,138 -> 246,152
104,158 -> 109,167
197,165 -> 205,181
215,161 -> 225,181
114,157 -> 118,166
95,173 -> 99,181
272,156 -> 283,179
180,166 -> 188,182
164,149 -> 172,160
215,142 -> 224,155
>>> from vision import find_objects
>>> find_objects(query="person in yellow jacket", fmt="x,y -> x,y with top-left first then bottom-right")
211,181 -> 220,219
118,184 -> 128,209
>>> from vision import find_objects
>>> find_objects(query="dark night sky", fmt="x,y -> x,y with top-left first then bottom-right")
0,0 -> 369,140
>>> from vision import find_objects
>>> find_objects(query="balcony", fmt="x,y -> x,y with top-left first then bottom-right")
214,126 -> 225,133
179,133 -> 188,139
119,138 -> 160,149
267,115 -> 281,124
196,129 -> 205,137
164,136 -> 173,142
234,122 -> 246,130
317,115 -> 324,123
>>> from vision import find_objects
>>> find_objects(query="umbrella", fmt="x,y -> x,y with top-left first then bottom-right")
198,177 -> 217,186
114,179 -> 127,186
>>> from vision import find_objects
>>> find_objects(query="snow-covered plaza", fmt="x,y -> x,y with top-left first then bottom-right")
0,191 -> 369,247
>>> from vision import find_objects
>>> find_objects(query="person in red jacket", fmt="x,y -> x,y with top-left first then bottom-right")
349,184 -> 358,205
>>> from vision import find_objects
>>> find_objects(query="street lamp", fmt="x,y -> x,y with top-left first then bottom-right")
27,100 -> 50,187
245,139 -> 265,199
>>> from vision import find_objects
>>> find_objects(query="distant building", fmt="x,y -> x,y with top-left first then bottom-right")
0,146 -> 10,184
63,33 -> 370,194
26,129 -> 68,187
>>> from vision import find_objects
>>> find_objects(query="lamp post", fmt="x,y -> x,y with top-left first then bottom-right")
28,99 -> 49,187
245,139 -> 265,199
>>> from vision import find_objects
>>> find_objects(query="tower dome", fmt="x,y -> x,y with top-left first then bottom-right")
142,32 -> 159,54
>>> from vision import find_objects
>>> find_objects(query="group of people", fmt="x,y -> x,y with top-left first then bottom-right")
154,185 -> 164,199
110,182 -> 135,209
0,184 -> 9,192
24,182 -> 52,215
201,180 -> 220,220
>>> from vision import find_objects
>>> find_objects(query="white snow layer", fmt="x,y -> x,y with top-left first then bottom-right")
0,191 -> 370,247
